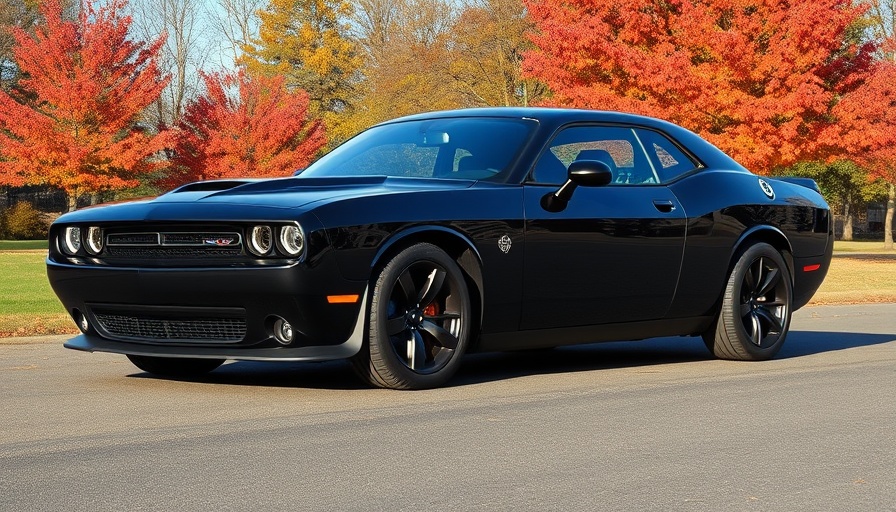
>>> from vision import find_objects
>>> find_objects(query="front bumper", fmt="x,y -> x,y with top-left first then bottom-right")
47,258 -> 368,361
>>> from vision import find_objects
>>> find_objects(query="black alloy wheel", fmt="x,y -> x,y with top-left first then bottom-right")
352,243 -> 471,390
704,242 -> 792,360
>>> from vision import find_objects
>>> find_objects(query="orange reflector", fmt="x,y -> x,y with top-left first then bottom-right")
803,264 -> 821,272
327,294 -> 359,304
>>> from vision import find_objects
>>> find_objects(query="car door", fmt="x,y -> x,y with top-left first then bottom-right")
521,125 -> 690,330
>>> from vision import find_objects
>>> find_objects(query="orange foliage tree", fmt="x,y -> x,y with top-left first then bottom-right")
0,0 -> 172,211
822,56 -> 896,248
523,0 -> 876,172
166,70 -> 326,188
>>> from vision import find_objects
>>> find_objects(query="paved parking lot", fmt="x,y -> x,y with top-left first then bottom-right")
1,303 -> 894,511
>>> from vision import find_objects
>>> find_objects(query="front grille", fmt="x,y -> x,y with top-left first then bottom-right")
93,311 -> 247,343
105,246 -> 242,258
100,228 -> 246,263
107,231 -> 242,247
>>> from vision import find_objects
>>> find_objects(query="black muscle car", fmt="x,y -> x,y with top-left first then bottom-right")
47,108 -> 833,389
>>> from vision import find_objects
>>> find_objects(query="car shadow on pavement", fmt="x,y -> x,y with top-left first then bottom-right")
129,359 -> 368,390
450,330 -> 895,387
777,330 -> 896,358
127,330 -> 894,389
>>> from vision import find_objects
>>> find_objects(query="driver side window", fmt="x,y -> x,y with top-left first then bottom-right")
531,126 -> 659,185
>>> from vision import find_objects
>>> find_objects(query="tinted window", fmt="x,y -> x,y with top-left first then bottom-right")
633,128 -> 699,182
301,118 -> 536,181
531,126 -> 659,185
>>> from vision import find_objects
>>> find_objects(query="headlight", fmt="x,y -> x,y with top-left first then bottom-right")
84,226 -> 103,255
248,225 -> 273,256
278,225 -> 305,257
61,227 -> 81,255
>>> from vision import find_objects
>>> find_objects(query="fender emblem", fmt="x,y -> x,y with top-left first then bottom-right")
498,235 -> 512,254
758,179 -> 775,199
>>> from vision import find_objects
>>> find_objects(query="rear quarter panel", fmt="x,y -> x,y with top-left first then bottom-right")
668,170 -> 831,317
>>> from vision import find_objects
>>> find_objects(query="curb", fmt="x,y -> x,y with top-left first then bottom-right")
0,334 -> 72,345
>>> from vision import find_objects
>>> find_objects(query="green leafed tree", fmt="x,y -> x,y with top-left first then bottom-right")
0,1 -> 39,91
776,161 -> 886,240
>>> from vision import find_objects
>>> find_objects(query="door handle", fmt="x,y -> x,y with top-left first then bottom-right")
653,200 -> 676,213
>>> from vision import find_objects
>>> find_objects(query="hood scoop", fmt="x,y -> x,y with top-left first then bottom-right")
171,180 -> 260,193
168,176 -> 392,197
209,175 -> 390,197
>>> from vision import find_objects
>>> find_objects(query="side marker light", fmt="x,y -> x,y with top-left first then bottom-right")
327,295 -> 360,304
803,264 -> 821,272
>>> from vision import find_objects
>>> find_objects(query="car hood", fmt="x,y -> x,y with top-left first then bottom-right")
158,175 -> 475,208
54,176 -> 477,223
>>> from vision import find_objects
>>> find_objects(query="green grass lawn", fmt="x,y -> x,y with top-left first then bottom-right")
0,240 -> 47,250
0,250 -> 76,337
833,240 -> 896,252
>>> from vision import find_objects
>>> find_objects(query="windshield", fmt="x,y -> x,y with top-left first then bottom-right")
299,117 -> 536,181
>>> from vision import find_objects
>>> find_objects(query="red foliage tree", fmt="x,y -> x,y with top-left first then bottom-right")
167,70 -> 326,187
821,55 -> 896,248
0,0 -> 172,211
523,0 -> 875,172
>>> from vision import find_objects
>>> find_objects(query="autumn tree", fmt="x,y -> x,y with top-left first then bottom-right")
242,0 -> 361,117
167,70 -> 326,187
523,0 -> 876,173
448,0 -> 546,107
348,0 -> 463,134
0,0 -> 172,212
349,0 -> 543,131
860,2 -> 896,248
1,0 -> 78,90
822,56 -> 896,248
0,0 -> 39,91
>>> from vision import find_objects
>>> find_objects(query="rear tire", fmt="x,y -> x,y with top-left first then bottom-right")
351,243 -> 472,390
127,355 -> 224,377
703,243 -> 792,360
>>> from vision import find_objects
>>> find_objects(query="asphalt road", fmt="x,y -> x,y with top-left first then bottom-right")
1,304 -> 894,511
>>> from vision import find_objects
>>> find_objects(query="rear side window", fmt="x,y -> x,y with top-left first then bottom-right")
633,129 -> 699,182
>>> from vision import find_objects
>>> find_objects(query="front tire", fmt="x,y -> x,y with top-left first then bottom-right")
703,243 -> 793,360
352,243 -> 472,390
127,355 -> 225,377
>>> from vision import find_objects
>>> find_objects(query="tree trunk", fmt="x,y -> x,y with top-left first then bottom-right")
885,182 -> 895,251
842,201 -> 853,241
67,192 -> 78,212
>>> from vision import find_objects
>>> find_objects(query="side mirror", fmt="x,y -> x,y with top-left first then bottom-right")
541,160 -> 613,212
568,160 -> 613,187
